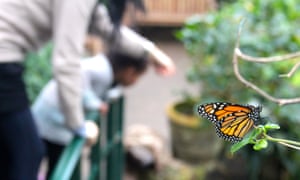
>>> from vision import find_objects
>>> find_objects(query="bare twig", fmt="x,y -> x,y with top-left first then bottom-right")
279,61 -> 300,78
235,48 -> 300,63
233,21 -> 300,106
278,141 -> 300,150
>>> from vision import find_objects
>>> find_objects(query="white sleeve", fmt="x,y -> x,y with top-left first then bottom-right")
51,0 -> 97,130
82,69 -> 104,111
81,56 -> 111,111
82,89 -> 103,111
92,4 -> 151,59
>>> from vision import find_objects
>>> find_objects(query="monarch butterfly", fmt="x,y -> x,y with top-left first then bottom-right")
197,102 -> 262,143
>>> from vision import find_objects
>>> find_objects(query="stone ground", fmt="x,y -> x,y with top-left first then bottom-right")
124,27 -> 199,148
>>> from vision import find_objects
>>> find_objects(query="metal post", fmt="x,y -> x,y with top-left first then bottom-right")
50,137 -> 85,180
71,161 -> 81,180
116,96 -> 124,180
50,97 -> 125,180
50,111 -> 98,180
89,114 -> 101,180
106,100 -> 117,180
106,97 -> 124,180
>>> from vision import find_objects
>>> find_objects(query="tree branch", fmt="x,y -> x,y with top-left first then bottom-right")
233,22 -> 300,106
279,61 -> 300,78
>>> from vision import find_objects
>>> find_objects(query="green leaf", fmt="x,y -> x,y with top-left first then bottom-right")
290,71 -> 300,86
253,139 -> 268,150
264,123 -> 280,130
253,125 -> 266,136
230,138 -> 250,154
230,130 -> 255,153
185,15 -> 202,26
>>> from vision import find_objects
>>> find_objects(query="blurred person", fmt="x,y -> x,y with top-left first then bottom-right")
32,48 -> 149,178
0,0 -> 175,179
84,35 -> 104,56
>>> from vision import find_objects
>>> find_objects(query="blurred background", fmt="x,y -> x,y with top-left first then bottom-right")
25,0 -> 300,179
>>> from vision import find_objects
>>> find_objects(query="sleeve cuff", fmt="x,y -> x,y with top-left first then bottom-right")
73,124 -> 87,138
83,90 -> 103,110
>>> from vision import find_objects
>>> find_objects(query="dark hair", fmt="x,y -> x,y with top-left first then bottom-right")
107,0 -> 127,27
107,49 -> 148,74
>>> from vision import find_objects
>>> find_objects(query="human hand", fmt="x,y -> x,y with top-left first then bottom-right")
84,120 -> 99,146
148,46 -> 176,76
99,103 -> 109,115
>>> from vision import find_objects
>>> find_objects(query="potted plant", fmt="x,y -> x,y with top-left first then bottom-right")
166,96 -> 222,164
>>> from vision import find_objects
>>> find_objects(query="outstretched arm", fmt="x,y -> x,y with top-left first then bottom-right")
92,4 -> 176,76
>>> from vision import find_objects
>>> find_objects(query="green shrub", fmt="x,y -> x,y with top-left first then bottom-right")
176,0 -> 300,179
23,43 -> 53,103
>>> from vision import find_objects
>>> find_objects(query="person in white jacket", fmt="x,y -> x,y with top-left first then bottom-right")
32,48 -> 149,178
0,0 -> 175,179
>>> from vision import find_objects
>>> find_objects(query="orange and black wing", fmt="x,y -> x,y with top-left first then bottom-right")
198,102 -> 261,143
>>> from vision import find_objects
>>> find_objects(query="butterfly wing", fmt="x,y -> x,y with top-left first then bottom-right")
198,102 -> 260,143
216,111 -> 254,142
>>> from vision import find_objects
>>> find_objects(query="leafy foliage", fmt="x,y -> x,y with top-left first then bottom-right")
23,43 -> 53,103
176,0 -> 300,178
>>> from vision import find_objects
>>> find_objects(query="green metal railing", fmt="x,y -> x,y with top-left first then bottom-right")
50,97 -> 124,180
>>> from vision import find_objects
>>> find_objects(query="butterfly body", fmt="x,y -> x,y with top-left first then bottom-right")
198,102 -> 262,143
